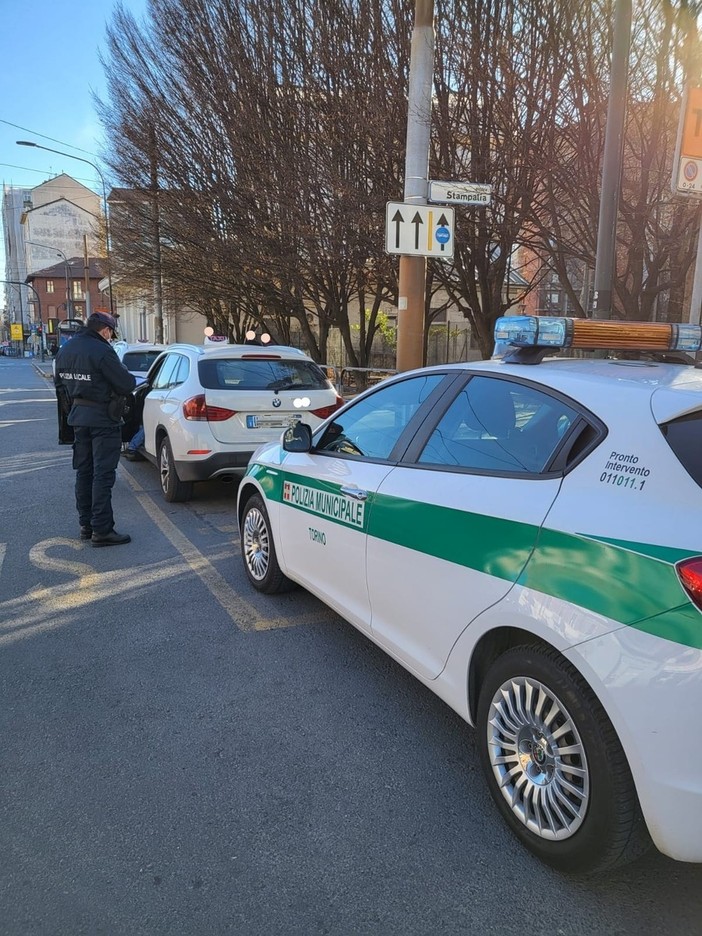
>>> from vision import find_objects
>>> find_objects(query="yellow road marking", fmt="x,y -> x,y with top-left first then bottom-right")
0,471 -> 332,646
1,540 -> 228,645
28,538 -> 100,609
120,467 -> 326,632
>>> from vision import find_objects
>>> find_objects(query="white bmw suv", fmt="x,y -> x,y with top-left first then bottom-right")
125,343 -> 343,501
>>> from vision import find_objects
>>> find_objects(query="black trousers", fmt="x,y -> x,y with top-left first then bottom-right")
72,425 -> 122,534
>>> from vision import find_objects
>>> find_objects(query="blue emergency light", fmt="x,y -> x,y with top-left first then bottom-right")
493,315 -> 702,357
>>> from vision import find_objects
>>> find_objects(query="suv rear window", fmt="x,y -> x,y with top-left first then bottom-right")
198,357 -> 331,391
660,410 -> 702,487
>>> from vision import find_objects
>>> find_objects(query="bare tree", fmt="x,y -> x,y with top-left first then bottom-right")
429,0 -> 580,356
99,0 -> 414,361
99,0 -> 702,364
517,0 -> 702,325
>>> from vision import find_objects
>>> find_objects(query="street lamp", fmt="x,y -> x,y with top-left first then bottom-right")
2,279 -> 45,359
17,140 -> 115,315
26,241 -> 73,320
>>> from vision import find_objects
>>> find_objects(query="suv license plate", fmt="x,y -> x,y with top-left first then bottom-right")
246,414 -> 303,429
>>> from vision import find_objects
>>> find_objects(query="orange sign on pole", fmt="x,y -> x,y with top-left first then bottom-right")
674,86 -> 702,196
681,87 -> 702,159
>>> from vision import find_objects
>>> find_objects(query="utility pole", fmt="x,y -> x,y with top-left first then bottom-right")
592,0 -> 632,320
83,235 -> 92,316
150,129 -> 164,344
396,0 -> 434,371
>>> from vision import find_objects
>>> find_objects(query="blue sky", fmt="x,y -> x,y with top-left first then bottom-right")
0,0 -> 149,275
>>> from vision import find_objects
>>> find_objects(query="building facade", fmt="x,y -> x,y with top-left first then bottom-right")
2,173 -> 103,346
26,257 -> 107,353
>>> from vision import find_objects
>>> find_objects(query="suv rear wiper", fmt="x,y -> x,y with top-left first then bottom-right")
267,379 -> 298,391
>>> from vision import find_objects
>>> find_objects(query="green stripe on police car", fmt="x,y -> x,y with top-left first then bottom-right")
245,464 -> 701,649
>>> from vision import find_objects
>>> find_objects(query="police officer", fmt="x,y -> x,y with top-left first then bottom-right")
54,311 -> 137,546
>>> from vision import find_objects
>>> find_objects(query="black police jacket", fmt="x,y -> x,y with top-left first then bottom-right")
54,328 -> 137,427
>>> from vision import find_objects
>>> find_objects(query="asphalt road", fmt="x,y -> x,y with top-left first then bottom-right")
1,356 -> 701,936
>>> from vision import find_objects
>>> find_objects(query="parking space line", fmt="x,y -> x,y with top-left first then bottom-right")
120,467 -> 320,632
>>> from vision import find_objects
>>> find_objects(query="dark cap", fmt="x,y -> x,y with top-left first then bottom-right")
88,311 -> 118,335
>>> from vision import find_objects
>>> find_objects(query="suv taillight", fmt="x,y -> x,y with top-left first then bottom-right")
311,396 -> 345,420
676,557 -> 702,610
183,394 -> 237,421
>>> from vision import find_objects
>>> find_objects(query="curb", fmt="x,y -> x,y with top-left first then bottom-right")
32,362 -> 54,381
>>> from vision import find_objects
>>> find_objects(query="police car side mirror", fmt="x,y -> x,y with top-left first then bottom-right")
283,422 -> 312,453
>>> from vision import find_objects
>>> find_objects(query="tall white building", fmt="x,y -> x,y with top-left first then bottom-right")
3,173 -> 102,331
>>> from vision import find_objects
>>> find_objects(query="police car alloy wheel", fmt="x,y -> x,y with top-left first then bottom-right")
477,645 -> 650,875
240,494 -> 293,594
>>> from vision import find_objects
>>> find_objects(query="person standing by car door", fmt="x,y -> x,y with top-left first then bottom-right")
54,311 -> 137,546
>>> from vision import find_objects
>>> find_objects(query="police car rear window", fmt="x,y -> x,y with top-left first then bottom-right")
198,358 -> 330,391
660,411 -> 702,487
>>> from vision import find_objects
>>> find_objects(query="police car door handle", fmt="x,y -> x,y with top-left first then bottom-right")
340,486 -> 368,501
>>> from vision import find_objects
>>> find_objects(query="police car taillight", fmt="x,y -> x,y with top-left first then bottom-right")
493,316 -> 702,354
183,394 -> 237,421
676,557 -> 702,611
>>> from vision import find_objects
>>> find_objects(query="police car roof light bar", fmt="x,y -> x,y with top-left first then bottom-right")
494,316 -> 702,355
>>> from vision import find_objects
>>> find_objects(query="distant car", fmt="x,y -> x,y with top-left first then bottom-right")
237,314 -> 702,875
113,342 -> 166,381
123,343 -> 344,502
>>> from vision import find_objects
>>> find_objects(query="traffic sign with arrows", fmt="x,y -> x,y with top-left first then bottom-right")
385,202 -> 455,258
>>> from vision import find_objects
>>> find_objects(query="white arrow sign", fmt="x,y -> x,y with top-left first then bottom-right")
385,202 -> 455,258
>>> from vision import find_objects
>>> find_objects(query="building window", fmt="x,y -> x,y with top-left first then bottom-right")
71,281 -> 84,300
46,280 -> 54,294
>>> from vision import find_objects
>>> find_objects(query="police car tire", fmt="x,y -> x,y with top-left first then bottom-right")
477,644 -> 651,875
240,494 -> 295,594
159,437 -> 193,503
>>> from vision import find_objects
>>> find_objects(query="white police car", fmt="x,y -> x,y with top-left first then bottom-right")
237,316 -> 702,874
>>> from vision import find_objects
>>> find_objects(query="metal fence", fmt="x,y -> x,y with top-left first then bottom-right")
300,323 -> 482,372
321,365 -> 398,396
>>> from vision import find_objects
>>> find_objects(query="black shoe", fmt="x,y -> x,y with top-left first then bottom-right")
80,526 -> 93,540
123,450 -> 145,462
91,530 -> 131,547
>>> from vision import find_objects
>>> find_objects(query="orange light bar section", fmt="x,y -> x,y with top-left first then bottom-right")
570,320 -> 674,350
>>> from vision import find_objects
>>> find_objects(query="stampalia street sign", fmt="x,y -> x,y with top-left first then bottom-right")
673,85 -> 702,197
428,180 -> 493,206
385,202 -> 455,258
